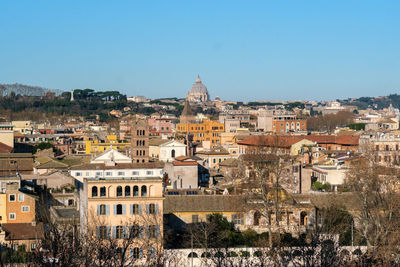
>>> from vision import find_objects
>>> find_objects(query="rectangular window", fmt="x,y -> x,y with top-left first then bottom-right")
99,205 -> 106,215
31,242 -> 37,250
22,206 -> 30,212
9,194 -> 16,202
99,226 -> 107,239
85,172 -> 90,176
232,214 -> 244,225
9,213 -> 16,220
95,172 -> 102,176
132,171 -> 139,175
75,172 -> 82,177
117,171 -> 125,176
18,194 -> 24,202
192,214 -> 199,223
115,226 -> 123,239
146,171 -> 153,175
105,172 -> 112,176
148,225 -> 157,238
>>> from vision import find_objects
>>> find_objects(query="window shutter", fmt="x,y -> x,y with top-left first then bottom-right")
123,226 -> 127,239
146,204 -> 150,214
146,225 -> 150,238
130,204 -> 133,214
113,205 -> 117,215
97,205 -> 100,215
122,204 -> 126,215
106,226 -> 111,239
106,205 -> 110,215
139,226 -> 144,239
156,226 -> 160,237
128,226 -> 133,238
139,204 -> 142,215
130,248 -> 134,259
139,248 -> 143,259
96,226 -> 100,240
155,204 -> 159,214
112,226 -> 117,239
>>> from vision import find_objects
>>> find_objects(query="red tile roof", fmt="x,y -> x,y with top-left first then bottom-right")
175,155 -> 191,161
237,135 -> 305,148
172,161 -> 198,166
3,222 -> 44,240
0,142 -> 13,153
237,135 -> 359,148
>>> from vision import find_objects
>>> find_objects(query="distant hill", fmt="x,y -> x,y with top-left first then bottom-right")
339,94 -> 400,110
0,83 -> 64,97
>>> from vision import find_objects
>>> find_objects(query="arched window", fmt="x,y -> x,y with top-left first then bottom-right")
254,211 -> 261,226
132,247 -> 140,259
171,149 -> 175,158
100,187 -> 106,197
136,140 -> 139,146
143,150 -> 145,156
133,186 -> 139,196
125,186 -> 131,196
68,199 -> 74,206
141,185 -> 147,197
116,204 -> 123,215
188,252 -> 198,258
300,211 -> 308,226
201,252 -> 211,258
116,186 -> 123,197
136,150 -> 139,156
92,186 -> 98,197
137,130 -> 139,136
142,140 -> 145,146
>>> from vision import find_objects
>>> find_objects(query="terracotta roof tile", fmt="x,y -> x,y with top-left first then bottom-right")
237,135 -> 359,147
3,222 -> 44,240
0,142 -> 13,153
172,161 -> 197,166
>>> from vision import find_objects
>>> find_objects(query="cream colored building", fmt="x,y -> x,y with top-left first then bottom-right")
75,148 -> 164,262
0,125 -> 14,148
11,121 -> 32,134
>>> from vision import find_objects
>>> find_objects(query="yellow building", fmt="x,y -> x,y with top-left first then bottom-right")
85,135 -> 130,154
176,119 -> 224,147
0,194 -> 6,224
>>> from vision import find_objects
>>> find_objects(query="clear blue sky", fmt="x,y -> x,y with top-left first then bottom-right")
1,1 -> 399,101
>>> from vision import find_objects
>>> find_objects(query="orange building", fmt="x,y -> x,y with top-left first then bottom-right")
5,183 -> 36,224
176,119 -> 224,147
273,119 -> 307,134
1,182 -> 42,252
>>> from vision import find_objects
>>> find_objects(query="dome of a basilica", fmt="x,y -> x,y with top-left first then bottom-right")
190,75 -> 209,94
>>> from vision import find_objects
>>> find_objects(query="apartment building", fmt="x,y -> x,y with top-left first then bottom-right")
85,135 -> 130,154
258,109 -> 307,133
74,148 -> 164,261
176,119 -> 225,147
360,132 -> 400,166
